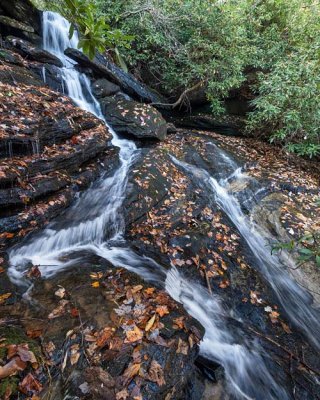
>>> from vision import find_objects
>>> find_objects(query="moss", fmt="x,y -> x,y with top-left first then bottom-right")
0,326 -> 41,360
0,376 -> 19,397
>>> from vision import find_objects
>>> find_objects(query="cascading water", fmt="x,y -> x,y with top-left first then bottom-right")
7,11 -> 319,400
166,268 -> 289,400
9,11 -> 138,279
171,155 -> 320,351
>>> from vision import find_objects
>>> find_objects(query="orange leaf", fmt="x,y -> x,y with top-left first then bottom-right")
125,325 -> 143,343
156,305 -> 169,317
0,293 -> 11,305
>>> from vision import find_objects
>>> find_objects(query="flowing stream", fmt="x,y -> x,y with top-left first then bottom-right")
7,11 -> 320,400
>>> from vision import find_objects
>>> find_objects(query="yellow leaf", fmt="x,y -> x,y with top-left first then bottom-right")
90,272 -> 103,279
91,281 -> 100,288
0,293 -> 11,304
145,314 -> 156,332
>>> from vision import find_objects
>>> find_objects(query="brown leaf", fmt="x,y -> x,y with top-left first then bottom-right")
125,325 -> 143,343
19,373 -> 43,395
96,328 -> 114,348
54,287 -> 66,298
48,299 -> 69,319
148,360 -> 165,386
132,285 -> 143,294
172,316 -> 185,330
25,265 -> 41,279
70,351 -> 80,366
144,287 -> 155,296
280,321 -> 292,334
116,389 -> 129,400
26,329 -> 43,339
176,338 -> 189,355
122,363 -> 141,386
0,356 -> 27,379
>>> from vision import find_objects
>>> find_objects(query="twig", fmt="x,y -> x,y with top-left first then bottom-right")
204,270 -> 212,295
246,325 -> 320,376
151,81 -> 206,110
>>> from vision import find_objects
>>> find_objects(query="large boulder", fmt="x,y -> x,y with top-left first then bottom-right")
92,78 -> 120,98
0,0 -> 41,36
6,36 -> 63,67
65,48 -> 165,104
101,96 -> 167,141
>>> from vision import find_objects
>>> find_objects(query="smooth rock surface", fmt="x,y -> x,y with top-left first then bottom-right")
101,96 -> 167,141
65,48 -> 165,104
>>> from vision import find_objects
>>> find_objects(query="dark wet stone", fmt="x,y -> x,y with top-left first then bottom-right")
0,0 -> 41,36
30,63 -> 65,92
7,36 -> 63,67
0,62 -> 43,86
92,78 -> 120,98
65,48 -> 165,104
173,114 -> 244,137
100,96 -> 167,141
0,15 -> 34,34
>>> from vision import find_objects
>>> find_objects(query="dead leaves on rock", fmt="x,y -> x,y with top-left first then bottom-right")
0,343 -> 42,397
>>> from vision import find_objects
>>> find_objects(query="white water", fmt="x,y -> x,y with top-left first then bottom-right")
9,11 -> 137,279
166,268 -> 289,400
7,11 -> 318,400
172,155 -> 320,351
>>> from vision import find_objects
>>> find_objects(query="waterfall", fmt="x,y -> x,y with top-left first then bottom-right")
7,11 -> 318,400
9,11 -> 137,278
166,268 -> 289,400
171,155 -> 320,351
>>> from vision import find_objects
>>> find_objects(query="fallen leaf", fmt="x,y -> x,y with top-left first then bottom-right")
173,317 -> 185,330
26,329 -> 43,339
90,272 -> 103,279
132,285 -> 143,294
91,281 -> 100,288
125,325 -> 143,343
116,389 -> 129,400
48,300 -> 69,319
19,373 -> 43,395
0,293 -> 11,305
145,314 -> 156,332
280,321 -> 292,334
122,363 -> 141,386
55,286 -> 66,299
70,307 -> 79,318
156,305 -> 169,317
148,360 -> 165,386
0,356 -> 26,379
96,328 -> 114,348
176,338 -> 189,355
70,351 -> 80,366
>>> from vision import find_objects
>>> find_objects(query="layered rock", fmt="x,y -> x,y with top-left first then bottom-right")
65,48 -> 165,104
0,72 -> 116,248
100,96 -> 167,141
0,0 -> 41,43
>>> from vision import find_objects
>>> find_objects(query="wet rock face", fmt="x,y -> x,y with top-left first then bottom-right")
123,131 -> 320,399
65,48 -> 165,104
6,36 -> 63,67
0,0 -> 41,37
1,263 -> 204,400
0,76 -> 117,248
100,96 -> 167,141
92,78 -> 120,98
